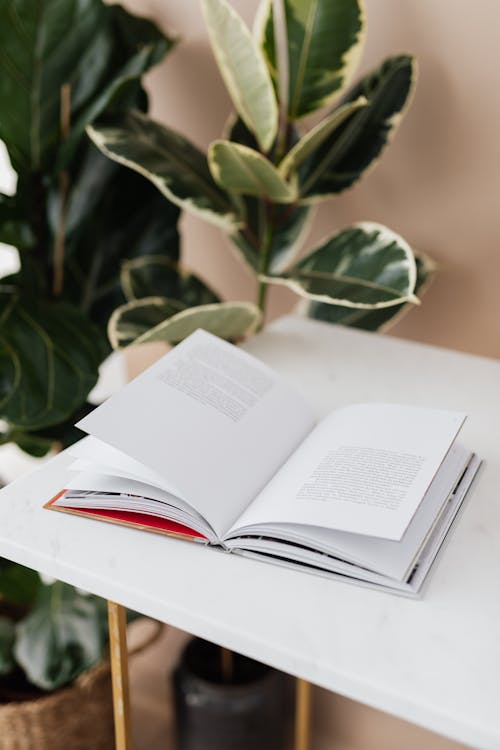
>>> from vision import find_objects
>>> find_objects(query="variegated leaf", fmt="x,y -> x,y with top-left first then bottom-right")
87,111 -> 239,232
261,222 -> 418,308
301,253 -> 433,330
109,299 -> 261,348
120,256 -> 220,307
298,55 -> 416,200
209,141 -> 296,202
107,297 -> 185,349
202,0 -> 278,151
278,97 -> 366,179
258,0 -> 365,119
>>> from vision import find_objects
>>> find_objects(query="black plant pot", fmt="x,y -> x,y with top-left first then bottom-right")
173,638 -> 291,750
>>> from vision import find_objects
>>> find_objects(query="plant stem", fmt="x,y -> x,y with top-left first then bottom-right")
257,212 -> 273,327
53,83 -> 71,296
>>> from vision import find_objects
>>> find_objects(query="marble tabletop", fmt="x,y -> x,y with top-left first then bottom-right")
0,316 -> 498,749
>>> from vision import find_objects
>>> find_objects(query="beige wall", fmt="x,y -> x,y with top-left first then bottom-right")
122,0 -> 500,360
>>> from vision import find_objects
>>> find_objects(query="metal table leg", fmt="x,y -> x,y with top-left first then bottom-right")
294,677 -> 312,750
108,601 -> 132,750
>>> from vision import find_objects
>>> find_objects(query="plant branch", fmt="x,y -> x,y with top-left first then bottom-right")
52,84 -> 71,296
256,202 -> 273,325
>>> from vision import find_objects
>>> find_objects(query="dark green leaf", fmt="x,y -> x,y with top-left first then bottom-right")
0,194 -> 34,250
59,5 -> 174,169
9,432 -> 53,458
10,402 -> 95,457
121,256 -> 219,307
0,295 -> 106,429
61,142 -> 180,328
224,112 -> 260,150
87,111 -> 239,231
303,253 -> 433,330
14,582 -> 107,691
0,0 -> 106,173
298,55 -> 416,199
0,617 -> 15,676
262,221 -> 418,308
0,560 -> 41,606
231,199 -> 311,273
278,98 -> 367,178
259,0 -> 365,119
0,0 -> 173,175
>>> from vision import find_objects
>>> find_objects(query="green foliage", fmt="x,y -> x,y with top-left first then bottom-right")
13,582 -> 108,691
303,254 -> 433,330
0,563 -> 108,691
202,0 -> 278,150
0,1 -> 179,696
209,140 -> 297,202
0,560 -> 41,606
0,618 -> 15,676
88,0 -> 428,350
0,0 -> 180,452
0,1 -> 172,175
258,0 -> 365,119
0,296 -> 106,430
109,299 -> 261,348
296,55 -> 417,200
262,223 -> 418,308
87,112 -> 238,232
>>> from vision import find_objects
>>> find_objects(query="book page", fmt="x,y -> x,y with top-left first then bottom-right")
77,330 -> 315,538
225,444 -> 472,580
228,403 -> 465,541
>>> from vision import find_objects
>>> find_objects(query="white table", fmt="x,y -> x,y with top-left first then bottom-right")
0,316 -> 498,750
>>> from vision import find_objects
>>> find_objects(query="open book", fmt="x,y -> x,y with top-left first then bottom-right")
46,329 -> 480,596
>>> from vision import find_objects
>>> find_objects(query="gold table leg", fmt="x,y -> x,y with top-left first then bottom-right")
108,601 -> 132,750
294,677 -> 312,750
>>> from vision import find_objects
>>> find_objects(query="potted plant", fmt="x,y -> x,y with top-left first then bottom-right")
0,558 -> 162,750
87,0 -> 432,352
86,1 -> 432,748
0,563 -> 114,750
0,1 -> 180,744
0,0 -> 180,456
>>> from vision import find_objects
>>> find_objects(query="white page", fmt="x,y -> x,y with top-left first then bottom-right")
67,437 -> 183,496
59,472 -> 215,539
225,444 -> 471,580
231,454 -> 480,596
77,330 -> 315,538
228,403 -> 465,541
64,468 -> 206,522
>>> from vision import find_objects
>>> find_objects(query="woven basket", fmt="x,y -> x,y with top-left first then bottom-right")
0,619 -> 163,750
